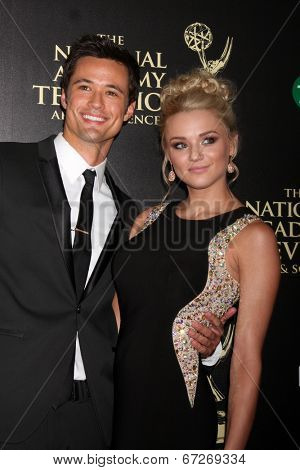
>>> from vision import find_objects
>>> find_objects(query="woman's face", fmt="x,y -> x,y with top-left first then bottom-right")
164,109 -> 237,191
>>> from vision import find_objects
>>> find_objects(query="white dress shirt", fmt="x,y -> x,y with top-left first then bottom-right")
202,341 -> 222,366
54,132 -> 117,380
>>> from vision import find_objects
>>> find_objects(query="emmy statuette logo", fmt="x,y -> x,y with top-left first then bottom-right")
184,23 -> 233,75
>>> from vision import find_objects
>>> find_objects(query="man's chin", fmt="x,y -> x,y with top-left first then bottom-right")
79,132 -> 115,149
80,131 -> 106,144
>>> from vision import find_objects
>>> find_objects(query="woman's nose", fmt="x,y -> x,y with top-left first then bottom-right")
189,144 -> 203,161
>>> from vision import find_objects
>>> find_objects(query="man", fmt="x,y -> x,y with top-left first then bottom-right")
0,35 -> 232,449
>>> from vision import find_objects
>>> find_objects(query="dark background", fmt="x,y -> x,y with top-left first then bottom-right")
0,0 -> 299,449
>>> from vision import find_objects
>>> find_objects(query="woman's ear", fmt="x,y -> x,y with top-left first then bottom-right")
230,133 -> 239,156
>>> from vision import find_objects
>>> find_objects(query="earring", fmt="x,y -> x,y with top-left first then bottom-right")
227,154 -> 239,183
168,162 -> 176,182
227,162 -> 235,173
227,154 -> 236,174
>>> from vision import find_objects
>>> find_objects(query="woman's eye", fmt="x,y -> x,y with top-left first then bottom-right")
172,142 -> 187,150
202,136 -> 216,145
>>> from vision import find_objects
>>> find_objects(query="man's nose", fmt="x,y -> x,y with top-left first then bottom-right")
89,90 -> 104,109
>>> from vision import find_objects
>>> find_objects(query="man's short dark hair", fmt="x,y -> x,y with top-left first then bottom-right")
61,34 -> 140,104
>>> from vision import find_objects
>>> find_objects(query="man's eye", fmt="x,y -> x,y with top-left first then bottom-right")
79,85 -> 90,91
202,136 -> 216,145
107,90 -> 118,96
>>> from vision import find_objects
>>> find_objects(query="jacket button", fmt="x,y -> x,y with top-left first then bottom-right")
76,305 -> 81,314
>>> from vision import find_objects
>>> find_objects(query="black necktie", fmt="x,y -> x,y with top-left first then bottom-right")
73,169 -> 96,299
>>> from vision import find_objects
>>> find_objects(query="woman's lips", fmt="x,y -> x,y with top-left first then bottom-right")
188,166 -> 209,173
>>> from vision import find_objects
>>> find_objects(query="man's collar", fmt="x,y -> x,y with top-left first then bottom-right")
54,132 -> 107,190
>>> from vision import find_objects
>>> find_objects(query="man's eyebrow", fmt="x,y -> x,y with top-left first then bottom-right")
72,79 -> 124,94
72,78 -> 93,85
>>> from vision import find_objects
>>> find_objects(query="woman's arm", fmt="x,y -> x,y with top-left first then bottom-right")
224,221 -> 280,450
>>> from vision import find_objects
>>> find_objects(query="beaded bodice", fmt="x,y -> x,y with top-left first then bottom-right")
172,213 -> 259,406
141,203 -> 260,407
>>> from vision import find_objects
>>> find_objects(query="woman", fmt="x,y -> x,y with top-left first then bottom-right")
111,69 -> 280,449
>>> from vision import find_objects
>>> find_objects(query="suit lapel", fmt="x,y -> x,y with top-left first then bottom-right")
37,138 -> 134,299
37,136 -> 75,290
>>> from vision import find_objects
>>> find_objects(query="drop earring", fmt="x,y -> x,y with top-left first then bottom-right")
227,154 -> 236,174
227,162 -> 235,173
168,162 -> 176,182
227,154 -> 239,183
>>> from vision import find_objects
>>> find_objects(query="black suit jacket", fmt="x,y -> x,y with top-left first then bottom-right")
0,136 -> 138,447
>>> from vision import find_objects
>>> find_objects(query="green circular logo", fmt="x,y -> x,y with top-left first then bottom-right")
292,77 -> 300,108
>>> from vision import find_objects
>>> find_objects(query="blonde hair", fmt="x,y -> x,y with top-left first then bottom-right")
160,68 -> 239,186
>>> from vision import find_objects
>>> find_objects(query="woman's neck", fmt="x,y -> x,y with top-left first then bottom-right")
177,185 -> 242,220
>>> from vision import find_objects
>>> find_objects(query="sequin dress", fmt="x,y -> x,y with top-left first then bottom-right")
112,202 -> 259,450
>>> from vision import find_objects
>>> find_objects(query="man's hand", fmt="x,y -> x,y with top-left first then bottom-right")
188,307 -> 237,358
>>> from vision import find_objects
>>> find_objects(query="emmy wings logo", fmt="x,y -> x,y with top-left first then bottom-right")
184,22 -> 233,75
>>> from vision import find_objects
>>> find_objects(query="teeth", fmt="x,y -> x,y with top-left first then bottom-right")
83,114 -> 105,122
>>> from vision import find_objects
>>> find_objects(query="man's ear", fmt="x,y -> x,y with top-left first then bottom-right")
123,100 -> 136,122
61,89 -> 67,110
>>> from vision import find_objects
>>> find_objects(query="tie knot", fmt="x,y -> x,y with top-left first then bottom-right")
83,169 -> 96,185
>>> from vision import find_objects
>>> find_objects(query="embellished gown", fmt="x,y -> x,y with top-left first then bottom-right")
112,202 -> 259,449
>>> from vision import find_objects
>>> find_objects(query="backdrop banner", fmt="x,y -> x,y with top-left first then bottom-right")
0,0 -> 299,449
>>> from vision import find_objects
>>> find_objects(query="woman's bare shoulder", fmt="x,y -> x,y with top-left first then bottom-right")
235,219 -> 277,249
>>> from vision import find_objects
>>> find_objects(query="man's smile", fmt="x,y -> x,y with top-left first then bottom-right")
82,113 -> 107,123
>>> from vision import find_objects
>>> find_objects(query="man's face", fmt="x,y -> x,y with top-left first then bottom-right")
61,56 -> 135,159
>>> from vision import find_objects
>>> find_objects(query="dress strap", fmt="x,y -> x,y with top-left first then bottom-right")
137,201 -> 170,235
211,213 -> 260,256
